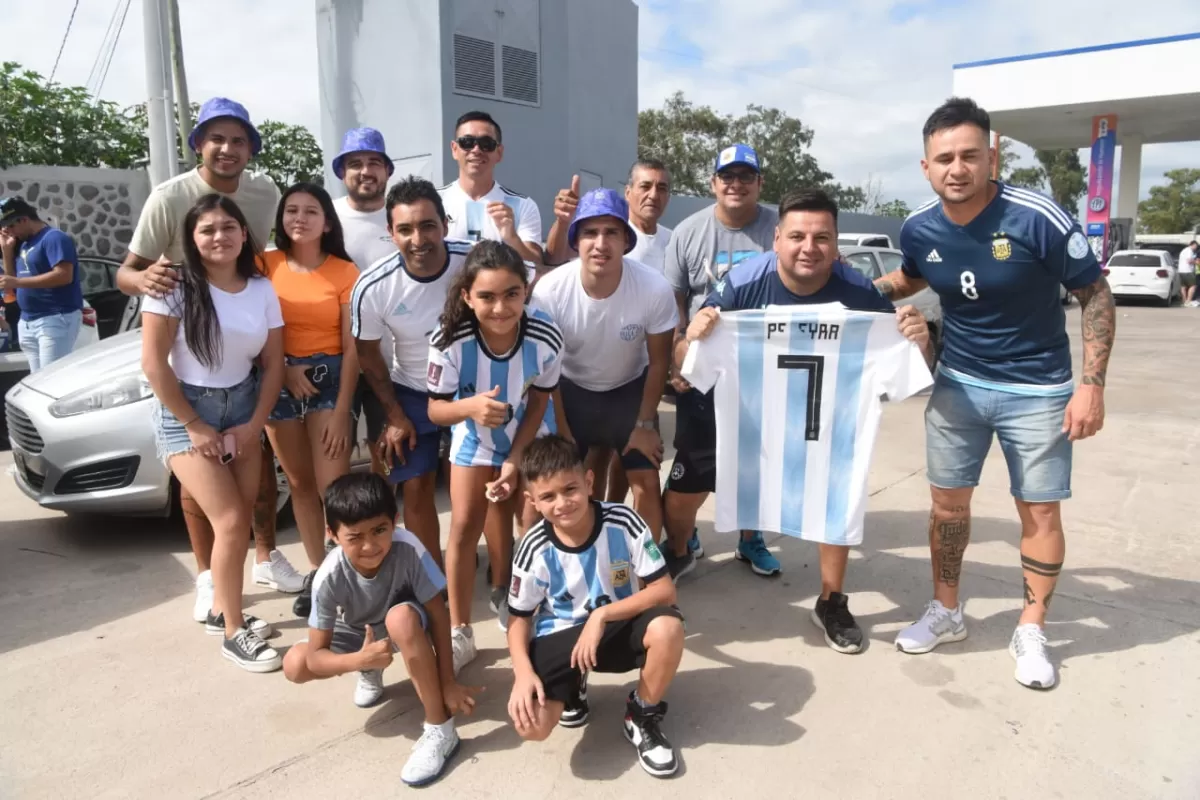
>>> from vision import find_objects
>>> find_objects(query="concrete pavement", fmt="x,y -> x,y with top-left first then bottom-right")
1,303 -> 1197,799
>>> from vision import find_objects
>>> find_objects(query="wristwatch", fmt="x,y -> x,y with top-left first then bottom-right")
635,418 -> 656,430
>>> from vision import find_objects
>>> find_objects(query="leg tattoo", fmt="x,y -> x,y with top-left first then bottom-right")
1021,554 -> 1063,607
935,510 -> 970,587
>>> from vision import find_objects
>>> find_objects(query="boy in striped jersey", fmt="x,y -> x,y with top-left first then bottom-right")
427,240 -> 565,673
507,435 -> 684,778
876,98 -> 1115,690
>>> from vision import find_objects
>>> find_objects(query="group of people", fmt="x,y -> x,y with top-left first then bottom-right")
7,89 -> 1111,787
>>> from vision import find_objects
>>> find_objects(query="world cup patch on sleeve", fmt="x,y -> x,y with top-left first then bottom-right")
427,362 -> 443,384
510,574 -> 522,596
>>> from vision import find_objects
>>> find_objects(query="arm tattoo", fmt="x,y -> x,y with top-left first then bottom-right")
932,508 -> 970,587
1071,276 -> 1116,388
876,278 -> 897,300
358,344 -> 404,420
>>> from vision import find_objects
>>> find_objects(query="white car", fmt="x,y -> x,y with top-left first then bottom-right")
1102,249 -> 1181,306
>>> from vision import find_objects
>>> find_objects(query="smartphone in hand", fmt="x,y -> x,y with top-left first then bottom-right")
220,433 -> 236,464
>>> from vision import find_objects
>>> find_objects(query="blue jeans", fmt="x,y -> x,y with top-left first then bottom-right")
18,310 -> 82,372
270,353 -> 344,421
152,374 -> 260,462
925,372 -> 1072,503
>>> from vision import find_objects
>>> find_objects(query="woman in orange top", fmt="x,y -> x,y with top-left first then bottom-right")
264,183 -> 360,594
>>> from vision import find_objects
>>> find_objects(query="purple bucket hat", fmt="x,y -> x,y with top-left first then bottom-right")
567,188 -> 637,254
188,97 -> 262,155
332,127 -> 396,179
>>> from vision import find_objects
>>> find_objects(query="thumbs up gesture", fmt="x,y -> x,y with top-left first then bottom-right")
358,624 -> 394,671
554,174 -> 581,222
470,385 -> 511,429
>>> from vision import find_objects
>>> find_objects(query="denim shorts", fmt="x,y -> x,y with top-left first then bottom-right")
924,371 -> 1072,502
270,353 -> 343,422
153,374 -> 259,461
18,309 -> 82,373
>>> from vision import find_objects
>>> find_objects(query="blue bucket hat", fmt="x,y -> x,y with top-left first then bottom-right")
189,97 -> 262,155
332,127 -> 395,180
713,142 -> 760,173
567,188 -> 637,254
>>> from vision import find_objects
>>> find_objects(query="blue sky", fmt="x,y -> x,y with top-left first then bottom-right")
6,0 -> 1199,214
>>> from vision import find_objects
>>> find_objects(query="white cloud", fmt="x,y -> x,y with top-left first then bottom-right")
6,0 -> 1199,214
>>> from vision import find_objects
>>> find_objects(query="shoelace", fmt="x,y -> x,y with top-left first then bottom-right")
234,629 -> 269,657
826,598 -> 856,628
744,536 -> 771,558
635,710 -> 671,751
1013,626 -> 1048,657
271,555 -> 303,582
919,600 -> 954,629
410,727 -> 447,758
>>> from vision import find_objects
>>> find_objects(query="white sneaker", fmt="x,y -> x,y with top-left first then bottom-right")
895,600 -> 968,654
1009,623 -> 1056,689
451,625 -> 477,675
489,586 -> 510,632
354,670 -> 385,708
252,550 -> 306,593
400,722 -> 459,787
193,570 -> 214,623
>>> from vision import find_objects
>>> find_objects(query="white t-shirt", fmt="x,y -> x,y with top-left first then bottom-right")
350,241 -> 472,391
1180,247 -> 1197,276
142,276 -> 283,388
626,221 -> 672,274
682,304 -> 932,546
531,257 -> 678,391
332,196 -> 396,272
437,179 -> 542,247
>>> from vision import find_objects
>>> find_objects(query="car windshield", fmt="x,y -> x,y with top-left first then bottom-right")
1108,254 -> 1162,267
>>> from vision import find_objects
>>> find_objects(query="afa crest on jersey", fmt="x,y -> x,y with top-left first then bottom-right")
991,233 -> 1012,261
610,560 -> 631,588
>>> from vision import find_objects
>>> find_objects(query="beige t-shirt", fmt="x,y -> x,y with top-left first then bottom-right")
129,168 -> 281,263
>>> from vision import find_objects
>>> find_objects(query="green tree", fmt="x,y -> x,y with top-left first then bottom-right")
252,120 -> 324,191
874,198 -> 911,218
637,91 -> 729,196
0,61 -> 145,169
1036,149 -> 1087,211
1137,169 -> 1200,234
638,91 -> 856,204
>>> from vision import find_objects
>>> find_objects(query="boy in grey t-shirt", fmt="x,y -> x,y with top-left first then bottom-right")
282,473 -> 478,787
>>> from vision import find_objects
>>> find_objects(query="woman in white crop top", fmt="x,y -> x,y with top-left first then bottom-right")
141,193 -> 286,674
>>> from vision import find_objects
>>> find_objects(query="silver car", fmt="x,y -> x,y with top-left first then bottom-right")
840,246 -> 944,355
2,325 -> 360,520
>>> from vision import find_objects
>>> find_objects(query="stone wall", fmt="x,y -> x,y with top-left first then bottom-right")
0,165 -> 150,260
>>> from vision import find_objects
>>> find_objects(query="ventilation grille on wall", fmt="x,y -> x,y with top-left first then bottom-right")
453,34 -> 496,95
501,45 -> 539,104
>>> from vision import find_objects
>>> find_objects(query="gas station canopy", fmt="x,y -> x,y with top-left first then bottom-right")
952,33 -> 1200,150
952,32 -> 1200,250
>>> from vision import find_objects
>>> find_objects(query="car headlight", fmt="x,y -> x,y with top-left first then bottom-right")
49,373 -> 155,418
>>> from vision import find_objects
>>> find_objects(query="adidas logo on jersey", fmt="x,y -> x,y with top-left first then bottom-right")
926,249 -> 943,263
392,302 -> 411,316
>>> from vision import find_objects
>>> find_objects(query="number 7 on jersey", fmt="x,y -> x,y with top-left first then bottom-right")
777,354 -> 825,441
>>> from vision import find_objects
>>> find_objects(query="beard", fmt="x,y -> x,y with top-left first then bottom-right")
348,180 -> 385,204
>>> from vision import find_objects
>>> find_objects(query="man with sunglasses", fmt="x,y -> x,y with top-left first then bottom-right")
438,111 -> 543,268
661,143 -> 781,581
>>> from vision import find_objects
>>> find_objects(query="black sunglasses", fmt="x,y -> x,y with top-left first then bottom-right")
455,135 -> 499,153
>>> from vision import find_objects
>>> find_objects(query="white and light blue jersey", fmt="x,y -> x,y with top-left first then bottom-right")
682,304 -> 932,546
427,308 -> 563,467
508,502 -> 669,637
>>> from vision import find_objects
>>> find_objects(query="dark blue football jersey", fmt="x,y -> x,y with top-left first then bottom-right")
900,182 -> 1101,392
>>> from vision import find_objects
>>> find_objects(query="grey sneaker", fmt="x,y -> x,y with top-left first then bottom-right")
895,600 -> 967,654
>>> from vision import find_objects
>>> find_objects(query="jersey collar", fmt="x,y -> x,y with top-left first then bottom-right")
547,500 -> 605,554
401,246 -> 452,284
472,312 -> 527,362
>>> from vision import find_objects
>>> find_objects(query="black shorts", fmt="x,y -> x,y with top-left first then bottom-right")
560,371 -> 654,472
665,388 -> 716,494
355,377 -> 451,464
527,606 -> 684,703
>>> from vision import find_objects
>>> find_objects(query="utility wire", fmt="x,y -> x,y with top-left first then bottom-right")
48,0 -> 81,84
86,0 -> 124,94
94,0 -> 132,98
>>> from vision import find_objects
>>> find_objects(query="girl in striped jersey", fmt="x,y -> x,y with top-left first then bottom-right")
427,240 -> 565,672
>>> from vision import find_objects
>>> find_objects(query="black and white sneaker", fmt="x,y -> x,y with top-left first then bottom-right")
292,569 -> 316,618
558,673 -> 589,728
205,610 -> 273,638
810,591 -> 864,654
663,549 -> 696,583
222,627 -> 282,673
622,693 -> 678,777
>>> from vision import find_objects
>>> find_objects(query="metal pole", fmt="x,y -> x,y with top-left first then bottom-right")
166,0 -> 195,169
142,0 -> 171,187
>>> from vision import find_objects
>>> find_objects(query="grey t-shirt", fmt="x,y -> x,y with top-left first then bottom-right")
664,204 -> 779,321
309,527 -> 446,632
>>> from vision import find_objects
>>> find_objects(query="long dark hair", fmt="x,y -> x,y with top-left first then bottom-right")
273,182 -> 352,263
177,194 -> 262,369
434,240 -> 527,350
